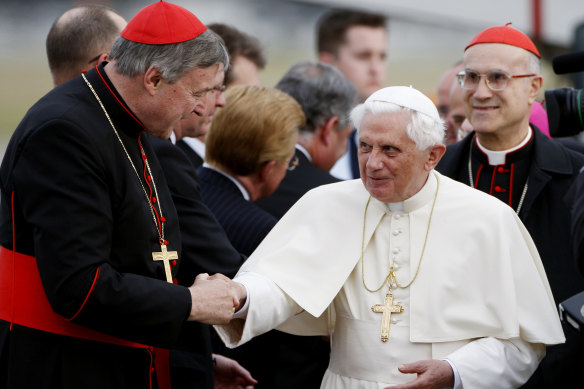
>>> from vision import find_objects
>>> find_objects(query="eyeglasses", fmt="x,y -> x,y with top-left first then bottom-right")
457,70 -> 537,92
287,155 -> 299,171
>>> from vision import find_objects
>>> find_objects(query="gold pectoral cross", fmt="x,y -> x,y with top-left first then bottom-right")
371,289 -> 404,342
152,244 -> 178,283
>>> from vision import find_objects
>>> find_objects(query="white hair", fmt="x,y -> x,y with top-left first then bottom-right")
350,101 -> 445,150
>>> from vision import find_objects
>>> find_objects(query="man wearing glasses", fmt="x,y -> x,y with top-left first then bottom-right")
437,24 -> 584,388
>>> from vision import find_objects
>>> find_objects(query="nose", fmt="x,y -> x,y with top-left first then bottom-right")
366,148 -> 384,170
473,75 -> 493,99
370,58 -> 385,78
216,91 -> 226,108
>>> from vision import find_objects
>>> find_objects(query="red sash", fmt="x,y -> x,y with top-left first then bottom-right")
0,246 -> 171,389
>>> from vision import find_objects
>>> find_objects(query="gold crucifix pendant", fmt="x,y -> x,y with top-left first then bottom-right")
152,244 -> 178,283
371,289 -> 404,342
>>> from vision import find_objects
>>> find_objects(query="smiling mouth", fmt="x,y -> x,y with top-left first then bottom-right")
367,175 -> 390,182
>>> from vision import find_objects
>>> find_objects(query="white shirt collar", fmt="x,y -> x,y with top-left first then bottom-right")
202,162 -> 250,201
170,131 -> 177,145
181,136 -> 206,159
476,126 -> 533,166
295,144 -> 311,162
384,171 -> 438,213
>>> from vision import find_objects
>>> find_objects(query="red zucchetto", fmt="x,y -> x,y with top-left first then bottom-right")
121,1 -> 206,45
465,23 -> 541,58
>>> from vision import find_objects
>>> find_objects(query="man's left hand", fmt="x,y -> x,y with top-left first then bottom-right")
213,354 -> 258,389
387,359 -> 454,389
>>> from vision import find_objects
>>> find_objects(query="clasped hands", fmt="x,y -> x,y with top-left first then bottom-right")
187,273 -> 247,324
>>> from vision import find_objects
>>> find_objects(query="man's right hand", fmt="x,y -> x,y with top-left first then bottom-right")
187,273 -> 238,324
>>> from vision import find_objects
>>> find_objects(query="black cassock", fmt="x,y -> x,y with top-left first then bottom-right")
0,63 -> 198,388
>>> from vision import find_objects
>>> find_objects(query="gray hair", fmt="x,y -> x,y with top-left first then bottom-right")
526,51 -> 542,74
109,29 -> 229,83
351,102 -> 445,150
275,61 -> 357,135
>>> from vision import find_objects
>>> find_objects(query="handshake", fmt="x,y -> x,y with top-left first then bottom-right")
187,273 -> 247,324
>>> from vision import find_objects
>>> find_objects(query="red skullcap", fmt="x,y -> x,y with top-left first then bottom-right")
121,1 -> 206,45
465,23 -> 540,58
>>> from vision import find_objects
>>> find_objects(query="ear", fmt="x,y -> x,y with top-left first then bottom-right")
319,116 -> 339,147
82,53 -> 109,73
318,51 -> 335,65
98,53 -> 109,64
258,160 -> 277,183
425,144 -> 446,171
144,66 -> 163,96
528,75 -> 543,104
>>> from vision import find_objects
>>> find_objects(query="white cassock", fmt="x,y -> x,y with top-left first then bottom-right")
215,171 -> 565,388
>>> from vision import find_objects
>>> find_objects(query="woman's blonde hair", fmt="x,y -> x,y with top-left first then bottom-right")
206,85 -> 305,175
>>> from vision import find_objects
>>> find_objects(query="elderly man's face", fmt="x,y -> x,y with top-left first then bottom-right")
463,44 -> 540,142
151,63 -> 224,139
176,68 -> 226,138
358,111 -> 437,203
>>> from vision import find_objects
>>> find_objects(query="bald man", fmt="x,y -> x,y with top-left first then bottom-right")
46,4 -> 127,86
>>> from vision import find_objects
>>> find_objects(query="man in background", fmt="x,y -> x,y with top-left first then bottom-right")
317,9 -> 388,180
209,23 -> 266,87
177,22 -> 266,169
46,4 -> 127,87
436,60 -> 464,144
257,61 -> 356,219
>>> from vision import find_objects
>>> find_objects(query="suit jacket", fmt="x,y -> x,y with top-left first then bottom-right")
568,170 -> 584,276
176,138 -> 204,169
256,148 -> 340,219
197,166 -> 291,388
437,128 -> 584,388
197,167 -> 276,257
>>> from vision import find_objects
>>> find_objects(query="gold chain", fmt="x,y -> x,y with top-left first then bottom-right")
82,73 -> 165,244
361,173 -> 440,293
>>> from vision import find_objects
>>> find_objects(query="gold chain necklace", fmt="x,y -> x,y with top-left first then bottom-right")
361,173 -> 440,293
82,73 -> 177,283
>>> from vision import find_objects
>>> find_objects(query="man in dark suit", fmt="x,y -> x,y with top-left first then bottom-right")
256,61 -> 357,220
436,24 -> 584,388
176,23 -> 266,170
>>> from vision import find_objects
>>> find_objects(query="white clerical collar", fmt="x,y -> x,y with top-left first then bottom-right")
181,136 -> 206,159
170,131 -> 177,144
475,127 -> 533,166
202,162 -> 250,200
385,171 -> 438,213
295,144 -> 311,162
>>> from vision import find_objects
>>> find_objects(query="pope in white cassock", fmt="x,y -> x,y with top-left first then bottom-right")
214,86 -> 565,388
